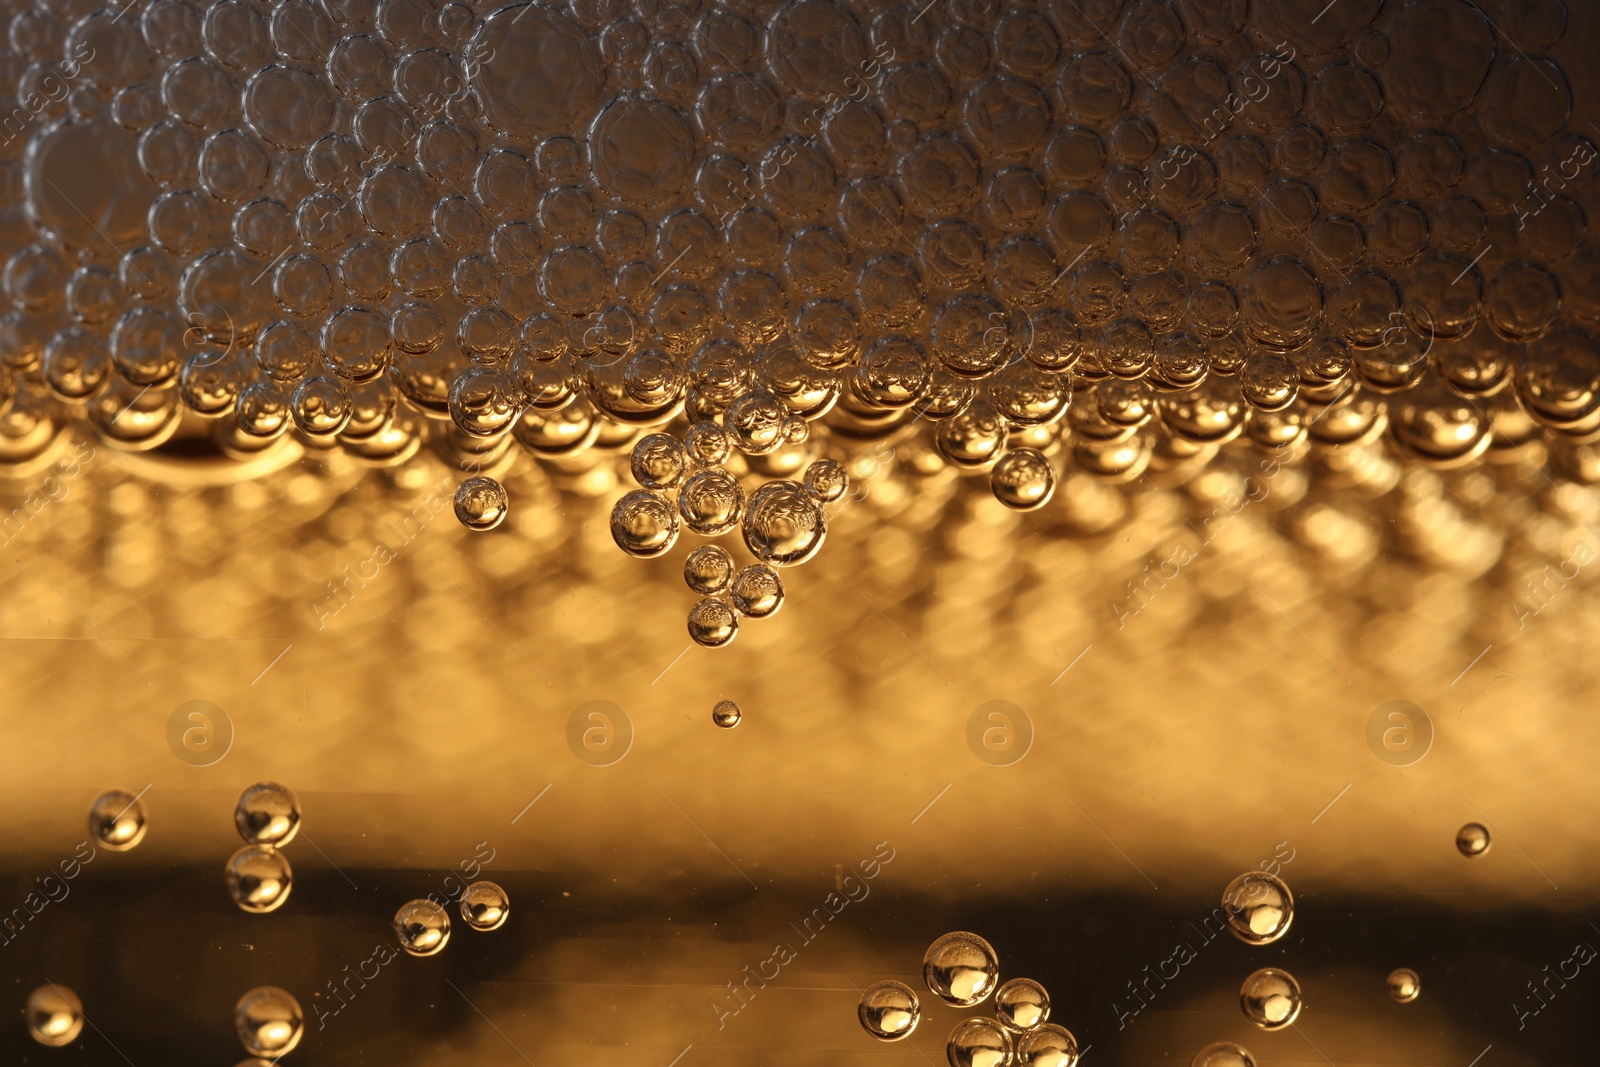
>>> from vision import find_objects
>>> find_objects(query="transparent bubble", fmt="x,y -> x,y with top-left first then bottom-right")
1456,822 -> 1491,857
684,545 -> 735,595
730,564 -> 784,619
688,597 -> 739,647
990,449 -> 1056,511
1387,967 -> 1420,1003
742,480 -> 826,566
234,986 -> 303,1057
924,931 -> 1000,1007
1221,871 -> 1294,945
234,781 -> 300,847
611,489 -> 680,558
632,432 -> 688,489
26,984 -> 83,1048
89,788 -> 148,851
711,699 -> 742,729
1016,1023 -> 1079,1067
1239,968 -> 1302,1030
455,476 -> 509,532
226,845 -> 293,914
1191,1042 -> 1256,1067
994,977 -> 1050,1032
859,978 -> 920,1041
803,458 -> 848,503
394,898 -> 451,956
947,1016 -> 1014,1067
460,880 -> 509,931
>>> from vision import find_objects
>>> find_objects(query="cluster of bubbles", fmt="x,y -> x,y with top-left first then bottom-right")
393,878 -> 510,956
0,0 -> 1596,642
853,876 -> 1425,1065
858,931 -> 1083,1067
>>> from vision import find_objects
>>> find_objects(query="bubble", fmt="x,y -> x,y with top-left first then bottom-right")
226,845 -> 293,914
234,781 -> 300,847
803,458 -> 848,502
1221,871 -> 1294,945
1239,968 -> 1302,1030
990,449 -> 1056,511
681,545 -> 733,596
679,468 -> 746,536
688,597 -> 739,647
994,977 -> 1050,1032
234,986 -> 303,1057
1190,1043 -> 1256,1067
1456,822 -> 1491,858
459,880 -> 509,931
924,931 -> 1000,1007
88,788 -> 148,851
626,432 -> 686,490
947,1016 -> 1014,1067
859,978 -> 920,1041
611,489 -> 680,558
455,476 -> 509,531
711,699 -> 743,729
26,984 -> 83,1048
1387,967 -> 1420,1003
743,480 -> 826,566
1016,1023 -> 1079,1067
394,898 -> 451,956
730,564 -> 784,619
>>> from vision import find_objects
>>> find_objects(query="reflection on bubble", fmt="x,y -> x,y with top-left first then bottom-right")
857,978 -> 920,1041
234,781 -> 301,847
460,880 -> 510,932
924,931 -> 1001,1007
1016,1023 -> 1079,1067
88,788 -> 147,852
1456,822 -> 1491,857
226,845 -> 294,914
947,1016 -> 1014,1067
994,977 -> 1050,1032
1239,967 -> 1302,1030
1387,967 -> 1421,1003
394,898 -> 451,957
234,986 -> 303,1057
26,984 -> 83,1048
1221,871 -> 1294,945
712,699 -> 743,729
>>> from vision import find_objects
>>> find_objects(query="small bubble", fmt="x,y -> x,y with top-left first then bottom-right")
1191,1043 -> 1256,1067
990,448 -> 1056,511
1221,871 -> 1294,945
234,781 -> 300,847
234,986 -> 303,1058
226,845 -> 293,914
730,563 -> 784,619
1456,822 -> 1491,857
394,898 -> 452,956
679,468 -> 745,535
803,458 -> 848,502
460,881 -> 509,931
712,699 -> 742,729
858,978 -> 920,1041
455,475 -> 509,531
1239,967 -> 1302,1030
924,931 -> 1000,1007
947,1016 -> 1014,1067
88,788 -> 148,852
742,480 -> 826,566
1016,1023 -> 1079,1067
994,977 -> 1050,1031
684,545 -> 735,595
1387,967 -> 1420,1003
611,488 -> 680,557
631,432 -> 688,489
688,597 -> 739,647
26,984 -> 83,1048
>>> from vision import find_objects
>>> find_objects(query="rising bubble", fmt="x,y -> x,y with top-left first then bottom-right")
1239,967 -> 1302,1030
924,931 -> 1001,1007
947,1017 -> 1014,1067
226,845 -> 294,914
394,898 -> 452,956
1456,822 -> 1491,857
234,986 -> 303,1058
454,475 -> 509,531
26,984 -> 83,1048
1387,967 -> 1420,1003
1221,871 -> 1294,945
1016,1023 -> 1079,1067
712,699 -> 743,729
460,880 -> 510,931
233,781 -> 300,847
88,788 -> 148,851
858,978 -> 920,1041
1191,1042 -> 1256,1067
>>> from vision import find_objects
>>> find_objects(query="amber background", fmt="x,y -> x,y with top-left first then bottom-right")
0,419 -> 1592,1066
